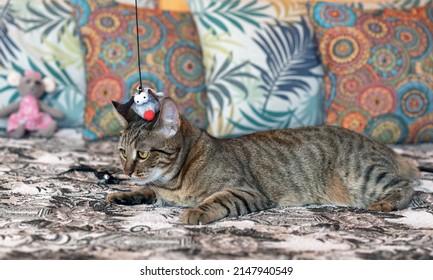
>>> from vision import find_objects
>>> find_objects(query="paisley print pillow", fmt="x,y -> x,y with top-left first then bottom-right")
309,2 -> 433,144
71,0 -> 208,140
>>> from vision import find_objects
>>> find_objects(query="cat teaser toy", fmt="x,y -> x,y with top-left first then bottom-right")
132,87 -> 164,121
128,0 -> 163,122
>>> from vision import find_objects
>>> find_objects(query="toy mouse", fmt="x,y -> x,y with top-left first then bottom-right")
0,70 -> 64,138
131,87 -> 164,121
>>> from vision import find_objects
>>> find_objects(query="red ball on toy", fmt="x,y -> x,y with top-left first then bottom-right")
143,110 -> 155,121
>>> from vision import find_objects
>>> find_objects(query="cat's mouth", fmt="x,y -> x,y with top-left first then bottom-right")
132,173 -> 148,179
131,170 -> 163,185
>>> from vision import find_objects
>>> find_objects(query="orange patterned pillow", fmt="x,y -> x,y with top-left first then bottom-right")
309,2 -> 433,144
71,0 -> 208,140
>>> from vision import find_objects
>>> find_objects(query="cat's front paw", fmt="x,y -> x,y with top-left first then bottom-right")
181,208 -> 215,225
107,192 -> 133,205
106,190 -> 155,205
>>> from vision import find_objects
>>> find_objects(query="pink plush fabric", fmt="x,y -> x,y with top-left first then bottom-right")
7,95 -> 54,132
25,69 -> 42,79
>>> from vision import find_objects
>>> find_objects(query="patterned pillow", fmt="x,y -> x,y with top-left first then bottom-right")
0,0 -> 86,128
71,0 -> 208,141
309,2 -> 433,144
187,0 -> 325,138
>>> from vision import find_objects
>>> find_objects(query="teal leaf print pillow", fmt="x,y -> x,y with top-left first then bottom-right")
0,0 -> 86,128
187,0 -> 325,137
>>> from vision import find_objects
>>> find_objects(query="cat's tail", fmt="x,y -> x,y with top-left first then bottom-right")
395,154 -> 420,180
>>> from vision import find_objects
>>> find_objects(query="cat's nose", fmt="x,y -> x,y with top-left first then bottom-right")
124,162 -> 135,177
124,167 -> 134,177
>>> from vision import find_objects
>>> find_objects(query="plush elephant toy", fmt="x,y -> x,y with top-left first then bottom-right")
0,70 -> 64,138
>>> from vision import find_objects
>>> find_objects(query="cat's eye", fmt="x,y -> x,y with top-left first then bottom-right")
119,148 -> 127,158
138,150 -> 149,160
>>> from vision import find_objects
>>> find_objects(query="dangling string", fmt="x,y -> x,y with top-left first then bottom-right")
134,0 -> 143,93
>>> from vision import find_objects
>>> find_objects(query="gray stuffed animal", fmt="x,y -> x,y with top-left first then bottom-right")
131,87 -> 164,121
0,70 -> 64,138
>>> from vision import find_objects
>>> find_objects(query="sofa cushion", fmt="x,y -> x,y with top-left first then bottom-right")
309,2 -> 433,144
186,0 -> 325,138
0,0 -> 86,128
71,0 -> 208,141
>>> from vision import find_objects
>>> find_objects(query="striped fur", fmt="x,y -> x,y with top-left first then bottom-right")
107,98 -> 418,224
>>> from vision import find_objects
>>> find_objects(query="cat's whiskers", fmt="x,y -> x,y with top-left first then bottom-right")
133,168 -> 163,185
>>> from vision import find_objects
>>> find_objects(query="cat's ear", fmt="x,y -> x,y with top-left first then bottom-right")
112,97 -> 135,129
153,98 -> 180,139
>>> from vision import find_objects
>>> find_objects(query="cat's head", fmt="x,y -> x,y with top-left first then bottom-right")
112,98 -> 182,184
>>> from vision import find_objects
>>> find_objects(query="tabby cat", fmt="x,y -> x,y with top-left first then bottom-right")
108,97 -> 419,225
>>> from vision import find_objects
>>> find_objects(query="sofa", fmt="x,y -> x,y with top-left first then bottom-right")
0,0 -> 433,260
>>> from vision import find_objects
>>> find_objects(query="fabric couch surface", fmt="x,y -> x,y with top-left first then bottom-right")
1,130 -> 432,259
